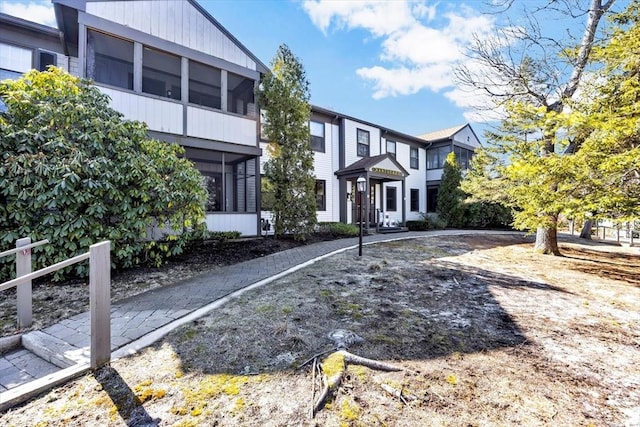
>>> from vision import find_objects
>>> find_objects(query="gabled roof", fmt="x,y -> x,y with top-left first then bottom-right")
186,0 -> 268,73
0,12 -> 60,36
335,154 -> 409,182
417,124 -> 469,142
52,0 -> 269,73
312,105 -> 429,147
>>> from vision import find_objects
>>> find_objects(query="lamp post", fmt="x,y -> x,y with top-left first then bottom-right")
356,176 -> 366,256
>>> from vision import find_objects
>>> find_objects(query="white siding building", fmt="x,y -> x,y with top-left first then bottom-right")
260,107 -> 480,232
1,0 -> 268,236
1,1 -> 482,236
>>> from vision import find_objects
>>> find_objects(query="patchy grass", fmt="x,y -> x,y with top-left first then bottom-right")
1,234 -> 639,426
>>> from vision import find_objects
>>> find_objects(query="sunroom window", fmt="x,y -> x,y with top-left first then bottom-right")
86,30 -> 133,90
142,47 -> 181,100
227,72 -> 255,117
189,60 -> 221,109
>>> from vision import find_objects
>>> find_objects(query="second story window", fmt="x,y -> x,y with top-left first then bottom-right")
386,140 -> 396,157
86,29 -> 133,90
357,128 -> 370,157
227,72 -> 256,117
427,146 -> 452,169
410,146 -> 419,169
189,60 -> 221,109
142,47 -> 181,100
310,120 -> 325,152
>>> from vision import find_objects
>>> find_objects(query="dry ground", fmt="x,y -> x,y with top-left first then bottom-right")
1,233 -> 639,427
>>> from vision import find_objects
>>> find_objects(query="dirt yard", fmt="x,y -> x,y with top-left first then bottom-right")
1,233 -> 639,426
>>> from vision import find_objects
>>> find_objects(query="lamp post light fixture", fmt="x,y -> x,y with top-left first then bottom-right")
356,175 -> 366,256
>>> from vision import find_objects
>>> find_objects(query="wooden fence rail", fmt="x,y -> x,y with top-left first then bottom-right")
0,239 -> 111,369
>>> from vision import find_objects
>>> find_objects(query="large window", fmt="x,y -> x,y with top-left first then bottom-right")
195,157 -> 257,213
310,121 -> 325,152
410,146 -> 419,169
454,146 -> 474,170
386,187 -> 397,211
261,176 -> 275,211
386,140 -> 396,157
202,173 -> 223,212
427,186 -> 439,212
315,180 -> 326,211
86,30 -> 133,90
227,72 -> 255,117
427,145 -> 452,169
143,47 -> 181,100
229,160 -> 257,213
357,128 -> 370,157
189,60 -> 221,109
410,189 -> 419,212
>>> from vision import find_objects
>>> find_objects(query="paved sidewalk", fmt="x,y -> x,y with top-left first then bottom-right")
0,229 -> 517,407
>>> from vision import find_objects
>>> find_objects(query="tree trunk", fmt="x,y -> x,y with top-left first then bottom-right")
534,226 -> 560,255
579,220 -> 594,239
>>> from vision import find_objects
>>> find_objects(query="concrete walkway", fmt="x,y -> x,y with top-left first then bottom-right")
0,229 -> 517,409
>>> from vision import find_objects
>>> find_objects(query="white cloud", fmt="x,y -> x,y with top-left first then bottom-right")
302,0 -> 416,37
0,0 -> 56,27
302,0 -> 503,121
356,63 -> 453,99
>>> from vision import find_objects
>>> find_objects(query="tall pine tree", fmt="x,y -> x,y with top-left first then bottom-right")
437,152 -> 465,228
259,45 -> 316,240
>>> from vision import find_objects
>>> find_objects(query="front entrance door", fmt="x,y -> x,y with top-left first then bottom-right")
353,181 -> 377,225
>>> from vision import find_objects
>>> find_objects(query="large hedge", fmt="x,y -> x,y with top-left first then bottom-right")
0,68 -> 206,280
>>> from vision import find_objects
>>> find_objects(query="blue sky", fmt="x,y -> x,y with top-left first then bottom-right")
0,0 -> 625,140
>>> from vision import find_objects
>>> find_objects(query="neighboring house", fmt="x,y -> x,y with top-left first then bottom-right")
260,107 -> 480,231
418,124 -> 481,213
0,0 -> 268,236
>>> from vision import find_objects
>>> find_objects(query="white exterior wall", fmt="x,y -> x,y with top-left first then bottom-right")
343,119 -> 381,166
0,43 -> 32,72
452,127 -> 480,148
205,213 -> 257,236
69,56 -> 81,76
427,169 -> 443,181
85,0 -> 257,71
378,141 -> 426,221
314,121 -> 339,223
187,107 -> 256,146
0,42 -> 68,73
100,87 -> 183,134
259,120 -> 341,224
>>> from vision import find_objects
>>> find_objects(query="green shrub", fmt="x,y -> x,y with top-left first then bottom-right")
0,68 -> 207,281
406,214 -> 446,231
462,202 -> 513,229
316,222 -> 359,237
207,231 -> 241,243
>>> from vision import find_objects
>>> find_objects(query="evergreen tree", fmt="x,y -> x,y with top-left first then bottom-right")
455,0 -> 616,254
437,152 -> 465,228
259,45 -> 316,240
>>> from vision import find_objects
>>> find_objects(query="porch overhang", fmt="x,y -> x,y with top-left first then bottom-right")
334,154 -> 409,182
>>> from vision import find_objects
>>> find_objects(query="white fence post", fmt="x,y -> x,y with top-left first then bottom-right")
16,237 -> 32,329
89,241 -> 111,369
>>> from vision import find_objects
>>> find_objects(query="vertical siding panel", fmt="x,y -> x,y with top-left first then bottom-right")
164,2 -> 174,42
150,4 -> 159,38
214,27 -> 223,58
173,1 -> 183,45
198,14 -> 206,53
188,7 -> 197,51
204,17 -> 212,54
156,2 -> 166,40
181,1 -> 190,47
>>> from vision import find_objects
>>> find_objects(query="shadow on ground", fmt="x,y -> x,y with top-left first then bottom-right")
560,245 -> 639,287
160,235 -> 565,376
